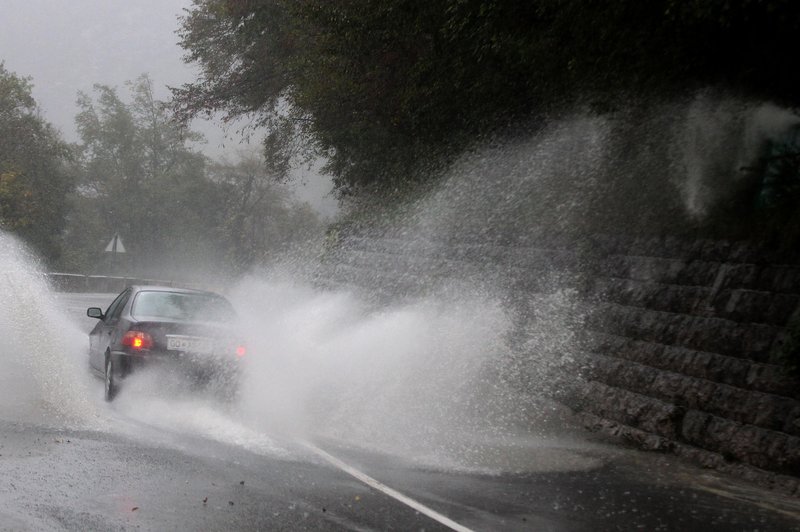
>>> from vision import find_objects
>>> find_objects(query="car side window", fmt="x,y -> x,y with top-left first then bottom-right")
104,290 -> 131,323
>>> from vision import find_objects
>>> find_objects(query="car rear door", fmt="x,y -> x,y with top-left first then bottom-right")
89,289 -> 131,371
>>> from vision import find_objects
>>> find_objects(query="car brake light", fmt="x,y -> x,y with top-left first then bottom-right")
123,331 -> 153,351
235,345 -> 246,358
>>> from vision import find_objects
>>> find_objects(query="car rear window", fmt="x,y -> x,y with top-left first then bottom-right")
132,291 -> 237,322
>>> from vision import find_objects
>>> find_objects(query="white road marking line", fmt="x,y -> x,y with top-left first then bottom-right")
303,442 -> 476,532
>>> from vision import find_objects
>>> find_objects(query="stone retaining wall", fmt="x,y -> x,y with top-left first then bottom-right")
322,233 -> 800,490
577,237 -> 800,488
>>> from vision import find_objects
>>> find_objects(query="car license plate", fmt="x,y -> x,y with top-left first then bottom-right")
166,335 -> 213,354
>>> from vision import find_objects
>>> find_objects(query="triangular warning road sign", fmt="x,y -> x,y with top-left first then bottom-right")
104,233 -> 126,253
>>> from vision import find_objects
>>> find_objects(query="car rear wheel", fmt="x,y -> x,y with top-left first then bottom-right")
104,354 -> 117,402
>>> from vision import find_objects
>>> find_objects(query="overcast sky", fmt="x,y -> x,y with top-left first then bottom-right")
0,0 -> 196,140
0,0 -> 338,216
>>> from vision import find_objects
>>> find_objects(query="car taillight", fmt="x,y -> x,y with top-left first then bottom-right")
122,331 -> 153,351
235,345 -> 246,358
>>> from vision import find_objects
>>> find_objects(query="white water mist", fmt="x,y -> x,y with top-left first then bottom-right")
0,233 -> 99,427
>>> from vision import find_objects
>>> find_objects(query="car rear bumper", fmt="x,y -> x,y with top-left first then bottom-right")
110,349 -> 243,384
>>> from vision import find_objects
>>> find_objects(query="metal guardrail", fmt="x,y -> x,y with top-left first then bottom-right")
45,273 -> 181,293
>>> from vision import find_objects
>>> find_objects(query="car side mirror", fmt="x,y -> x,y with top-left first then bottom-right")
87,307 -> 104,319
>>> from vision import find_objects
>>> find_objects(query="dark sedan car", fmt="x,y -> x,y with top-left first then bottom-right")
87,286 -> 246,401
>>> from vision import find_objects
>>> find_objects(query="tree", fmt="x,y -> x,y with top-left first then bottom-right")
66,75 -> 221,275
173,1 -> 473,195
210,152 -> 322,272
65,74 -> 321,277
0,63 -> 73,263
174,1 -> 800,199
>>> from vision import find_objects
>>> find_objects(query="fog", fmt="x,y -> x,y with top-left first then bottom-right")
0,0 -> 338,217
0,0 -> 194,145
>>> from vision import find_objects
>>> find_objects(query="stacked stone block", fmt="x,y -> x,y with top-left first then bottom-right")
578,237 -> 800,485
322,233 -> 800,487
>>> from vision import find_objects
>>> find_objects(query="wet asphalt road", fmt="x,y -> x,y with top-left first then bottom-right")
0,293 -> 798,530
0,419 -> 440,531
2,417 -> 800,531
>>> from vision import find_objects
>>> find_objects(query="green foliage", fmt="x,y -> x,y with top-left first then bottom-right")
64,74 -> 321,277
65,75 -> 216,274
0,63 -> 73,263
209,152 -> 322,273
174,0 -> 800,197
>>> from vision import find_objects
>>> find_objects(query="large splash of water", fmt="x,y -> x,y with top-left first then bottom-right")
231,276 -> 520,454
4,94 -> 796,472
678,94 -> 800,218
0,233 -> 100,427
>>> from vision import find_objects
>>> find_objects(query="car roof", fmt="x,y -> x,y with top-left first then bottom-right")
129,285 -> 226,298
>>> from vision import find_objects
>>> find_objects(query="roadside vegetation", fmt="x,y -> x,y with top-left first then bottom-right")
3,2 -> 800,271
173,1 -> 800,246
0,66 -> 320,277
0,63 -> 72,262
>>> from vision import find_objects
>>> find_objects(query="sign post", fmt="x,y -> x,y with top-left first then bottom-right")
104,233 -> 126,274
